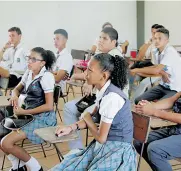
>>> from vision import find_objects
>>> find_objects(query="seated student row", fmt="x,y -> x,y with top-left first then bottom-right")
0,26 -> 136,171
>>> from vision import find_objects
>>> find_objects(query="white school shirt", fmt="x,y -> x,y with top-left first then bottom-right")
95,80 -> 125,124
53,48 -> 73,92
0,43 -> 27,78
154,44 -> 181,92
20,66 -> 55,93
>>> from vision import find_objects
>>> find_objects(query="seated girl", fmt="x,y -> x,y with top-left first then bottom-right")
0,47 -> 56,171
50,53 -> 136,171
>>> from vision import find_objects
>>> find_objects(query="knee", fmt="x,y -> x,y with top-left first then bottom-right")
133,140 -> 143,154
1,137 -> 14,152
63,100 -> 77,114
147,142 -> 161,160
135,96 -> 141,105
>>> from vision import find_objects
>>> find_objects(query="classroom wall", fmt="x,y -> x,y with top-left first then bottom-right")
145,1 -> 181,45
0,1 -> 137,54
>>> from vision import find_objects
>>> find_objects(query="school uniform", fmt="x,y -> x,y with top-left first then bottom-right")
52,80 -> 136,171
20,66 -> 56,144
0,43 -> 27,87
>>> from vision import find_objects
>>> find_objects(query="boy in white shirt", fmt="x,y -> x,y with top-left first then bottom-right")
52,29 -> 73,93
0,27 -> 27,87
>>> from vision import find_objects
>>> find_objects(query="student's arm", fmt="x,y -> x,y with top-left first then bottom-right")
11,83 -> 24,107
0,42 -> 11,61
120,40 -> 129,54
137,92 -> 181,111
0,67 -> 9,78
90,45 -> 97,54
83,113 -> 111,144
53,69 -> 67,83
135,43 -> 151,61
14,92 -> 54,115
135,98 -> 181,124
131,64 -> 165,75
71,72 -> 86,81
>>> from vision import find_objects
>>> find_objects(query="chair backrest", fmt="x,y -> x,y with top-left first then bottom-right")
71,49 -> 86,60
132,111 -> 151,143
0,77 -> 9,90
53,85 -> 62,104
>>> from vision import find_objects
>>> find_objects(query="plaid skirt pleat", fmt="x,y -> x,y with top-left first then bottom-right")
21,111 -> 57,144
51,140 -> 137,171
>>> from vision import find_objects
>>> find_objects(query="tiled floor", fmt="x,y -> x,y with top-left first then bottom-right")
0,86 -> 181,171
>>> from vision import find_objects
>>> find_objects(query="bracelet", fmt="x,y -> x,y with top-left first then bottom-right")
75,123 -> 80,130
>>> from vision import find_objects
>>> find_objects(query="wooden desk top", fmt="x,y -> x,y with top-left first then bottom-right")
0,96 -> 11,107
34,126 -> 78,144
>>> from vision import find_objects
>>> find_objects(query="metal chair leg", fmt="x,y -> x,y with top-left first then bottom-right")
56,105 -> 62,122
1,154 -> 6,170
137,143 -> 145,171
41,143 -> 46,157
53,144 -> 64,162
85,128 -> 89,147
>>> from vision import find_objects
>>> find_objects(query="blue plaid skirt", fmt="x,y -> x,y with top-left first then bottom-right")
51,140 -> 137,171
21,111 -> 57,144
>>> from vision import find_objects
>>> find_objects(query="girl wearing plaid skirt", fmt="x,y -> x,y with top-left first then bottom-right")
0,47 -> 57,171
51,53 -> 136,171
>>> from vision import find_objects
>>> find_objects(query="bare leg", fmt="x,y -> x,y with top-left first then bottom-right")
1,130 -> 30,162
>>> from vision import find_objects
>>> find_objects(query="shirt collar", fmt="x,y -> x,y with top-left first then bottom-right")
29,66 -> 46,80
96,80 -> 111,102
14,42 -> 22,50
57,48 -> 67,56
156,43 -> 169,56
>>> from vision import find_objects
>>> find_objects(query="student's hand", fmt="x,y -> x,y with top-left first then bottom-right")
3,41 -> 12,50
10,96 -> 19,108
137,100 -> 151,106
82,83 -> 93,96
161,70 -> 170,83
63,72 -> 69,81
55,126 -> 72,137
13,107 -> 26,115
135,103 -> 155,116
130,69 -> 138,76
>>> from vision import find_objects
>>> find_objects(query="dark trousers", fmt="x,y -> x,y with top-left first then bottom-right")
134,126 -> 181,171
135,84 -> 177,104
8,74 -> 21,88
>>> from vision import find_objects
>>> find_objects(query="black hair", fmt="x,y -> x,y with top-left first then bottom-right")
151,24 -> 159,29
8,27 -> 22,35
102,22 -> 113,29
54,29 -> 68,39
156,28 -> 169,38
101,27 -> 118,47
31,47 -> 56,70
154,25 -> 164,30
93,53 -> 128,90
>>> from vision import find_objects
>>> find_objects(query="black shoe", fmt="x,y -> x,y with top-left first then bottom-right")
11,165 -> 27,171
39,167 -> 43,171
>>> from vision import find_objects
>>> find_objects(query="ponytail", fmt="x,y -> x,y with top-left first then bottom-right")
93,53 -> 128,90
31,47 -> 56,70
111,55 -> 128,89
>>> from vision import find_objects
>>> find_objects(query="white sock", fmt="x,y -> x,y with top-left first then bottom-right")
7,154 -> 25,170
26,156 -> 41,171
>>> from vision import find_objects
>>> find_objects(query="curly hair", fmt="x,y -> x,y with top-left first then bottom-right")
31,47 -> 56,70
93,53 -> 128,90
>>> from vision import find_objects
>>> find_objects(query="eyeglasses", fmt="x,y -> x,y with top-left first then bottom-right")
26,56 -> 44,63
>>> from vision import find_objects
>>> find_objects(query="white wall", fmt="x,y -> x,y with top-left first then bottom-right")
145,1 -> 181,45
0,1 -> 137,54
